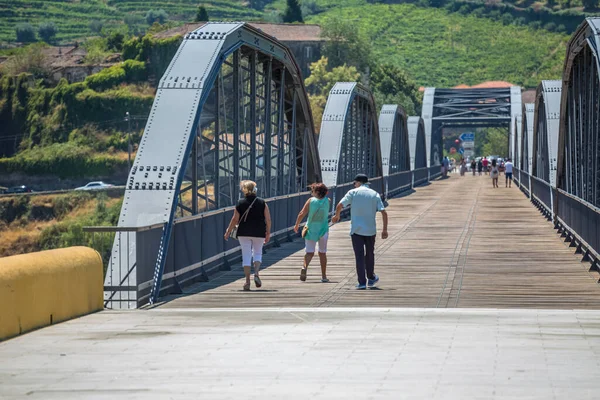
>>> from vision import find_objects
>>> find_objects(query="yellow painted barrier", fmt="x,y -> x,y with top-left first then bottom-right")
0,246 -> 103,341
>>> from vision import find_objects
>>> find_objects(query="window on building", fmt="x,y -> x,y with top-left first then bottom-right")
305,46 -> 313,60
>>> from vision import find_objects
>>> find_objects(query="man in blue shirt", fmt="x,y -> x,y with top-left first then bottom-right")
332,174 -> 389,289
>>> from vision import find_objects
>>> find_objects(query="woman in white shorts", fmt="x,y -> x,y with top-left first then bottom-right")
224,180 -> 271,291
294,183 -> 330,282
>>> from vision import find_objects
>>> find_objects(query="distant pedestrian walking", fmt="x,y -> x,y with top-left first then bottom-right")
471,159 -> 476,176
477,159 -> 483,175
482,157 -> 489,175
294,183 -> 331,283
332,174 -> 389,290
505,159 -> 514,188
442,157 -> 450,178
490,159 -> 499,188
460,159 -> 467,176
224,180 -> 271,291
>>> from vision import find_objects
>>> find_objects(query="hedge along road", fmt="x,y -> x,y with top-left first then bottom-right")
0,186 -> 126,198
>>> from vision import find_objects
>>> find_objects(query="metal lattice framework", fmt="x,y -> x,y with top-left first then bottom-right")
557,18 -> 600,208
407,116 -> 427,170
532,80 -> 562,186
513,114 -> 522,169
422,87 -> 522,166
318,82 -> 383,187
521,103 -> 535,173
378,104 -> 410,177
105,22 -> 321,308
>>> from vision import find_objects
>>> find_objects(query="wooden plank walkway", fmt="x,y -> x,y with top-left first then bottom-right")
160,174 -> 600,309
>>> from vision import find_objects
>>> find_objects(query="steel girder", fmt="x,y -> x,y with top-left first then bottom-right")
104,22 -> 320,309
378,105 -> 410,198
407,116 -> 427,170
513,114 -> 522,168
521,103 -> 535,173
318,82 -> 383,187
557,18 -> 600,208
421,88 -> 435,169
421,87 -> 520,166
509,86 -> 523,161
532,80 -> 562,187
378,105 -> 410,176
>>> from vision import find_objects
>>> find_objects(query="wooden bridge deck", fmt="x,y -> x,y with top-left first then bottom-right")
160,174 -> 600,309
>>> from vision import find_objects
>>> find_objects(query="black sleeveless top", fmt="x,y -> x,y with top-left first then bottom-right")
235,195 -> 267,238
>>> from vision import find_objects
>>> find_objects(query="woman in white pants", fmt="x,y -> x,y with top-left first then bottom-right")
224,180 -> 271,291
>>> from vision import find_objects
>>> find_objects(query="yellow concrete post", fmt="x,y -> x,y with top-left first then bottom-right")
0,246 -> 103,341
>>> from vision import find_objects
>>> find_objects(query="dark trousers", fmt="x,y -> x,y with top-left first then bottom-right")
351,234 -> 376,285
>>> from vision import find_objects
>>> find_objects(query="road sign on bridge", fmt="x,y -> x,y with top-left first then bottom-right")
459,132 -> 475,141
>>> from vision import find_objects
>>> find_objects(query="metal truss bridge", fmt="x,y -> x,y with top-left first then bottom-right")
96,19 -> 600,310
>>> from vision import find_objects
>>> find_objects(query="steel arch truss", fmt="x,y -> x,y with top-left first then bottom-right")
407,116 -> 427,170
521,103 -> 535,173
558,18 -> 600,207
105,22 -> 320,308
378,105 -> 410,177
318,82 -> 383,187
422,87 -> 521,167
532,80 -> 561,186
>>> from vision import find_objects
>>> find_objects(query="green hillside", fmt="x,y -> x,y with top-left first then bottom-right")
306,3 -> 569,88
0,0 -> 262,43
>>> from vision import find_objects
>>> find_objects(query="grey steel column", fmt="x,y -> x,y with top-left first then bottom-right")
250,51 -> 257,181
264,58 -> 273,196
191,131 -> 198,214
233,50 -> 240,193
277,68 -> 286,195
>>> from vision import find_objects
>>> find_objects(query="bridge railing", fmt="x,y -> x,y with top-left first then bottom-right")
86,175 -> 412,307
556,189 -> 600,262
429,166 -> 441,180
513,168 -> 521,187
518,170 -> 531,197
386,171 -> 412,197
413,167 -> 428,186
530,175 -> 553,217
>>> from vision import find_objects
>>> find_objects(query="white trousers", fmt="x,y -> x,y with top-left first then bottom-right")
305,232 -> 329,253
238,236 -> 264,266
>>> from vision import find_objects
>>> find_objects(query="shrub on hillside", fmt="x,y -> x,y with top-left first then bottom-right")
0,142 -> 127,178
38,22 -> 58,44
122,34 -> 181,78
196,6 -> 209,22
106,32 -> 125,52
85,65 -> 126,91
15,23 -> 36,43
85,60 -> 147,91
145,9 -> 168,25
90,20 -> 104,34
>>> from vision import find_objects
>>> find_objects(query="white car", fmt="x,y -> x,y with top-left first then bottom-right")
75,181 -> 114,191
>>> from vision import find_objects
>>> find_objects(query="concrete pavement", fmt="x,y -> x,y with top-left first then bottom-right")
1,307 -> 600,399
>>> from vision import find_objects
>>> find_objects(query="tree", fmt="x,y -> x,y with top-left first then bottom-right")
124,14 -> 145,35
249,0 -> 268,10
481,128 -> 509,157
106,32 -> 125,51
582,0 -> 598,10
304,57 -> 360,131
320,16 -> 372,72
0,43 -> 50,78
370,64 -> 422,115
196,5 -> 209,22
15,23 -> 36,43
38,22 -> 58,43
89,20 -> 104,34
146,9 -> 168,25
282,0 -> 304,23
